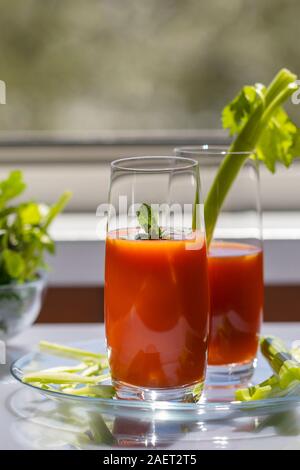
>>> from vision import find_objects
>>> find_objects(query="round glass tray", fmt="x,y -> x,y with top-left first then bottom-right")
11,339 -> 300,423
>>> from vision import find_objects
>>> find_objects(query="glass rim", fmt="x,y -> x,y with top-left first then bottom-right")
175,145 -> 255,156
111,156 -> 198,173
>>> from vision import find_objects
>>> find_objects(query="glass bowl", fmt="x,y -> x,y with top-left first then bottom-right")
0,275 -> 46,340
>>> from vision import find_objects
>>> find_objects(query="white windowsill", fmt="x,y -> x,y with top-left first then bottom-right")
46,212 -> 300,286
49,211 -> 300,242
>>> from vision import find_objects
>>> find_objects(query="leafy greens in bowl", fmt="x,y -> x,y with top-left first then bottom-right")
0,170 -> 71,338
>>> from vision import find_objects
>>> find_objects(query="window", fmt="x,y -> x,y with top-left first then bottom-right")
0,0 -> 299,132
0,0 -> 299,213
0,1 -> 298,289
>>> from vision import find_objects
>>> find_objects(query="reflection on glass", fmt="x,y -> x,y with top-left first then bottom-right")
10,388 -> 296,450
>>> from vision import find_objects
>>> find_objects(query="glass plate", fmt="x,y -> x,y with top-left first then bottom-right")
10,339 -> 300,423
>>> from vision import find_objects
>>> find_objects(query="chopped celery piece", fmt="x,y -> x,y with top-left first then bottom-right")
32,363 -> 87,374
23,371 -> 110,385
62,385 -> 115,398
236,385 -> 272,402
39,340 -> 106,362
20,340 -> 113,398
290,343 -> 300,362
81,363 -> 101,377
236,336 -> 300,402
261,336 -> 300,387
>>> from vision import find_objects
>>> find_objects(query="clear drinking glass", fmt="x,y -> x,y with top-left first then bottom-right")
104,156 -> 210,401
175,147 -> 263,385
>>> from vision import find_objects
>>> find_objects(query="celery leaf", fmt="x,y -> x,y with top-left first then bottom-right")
222,84 -> 265,136
256,108 -> 300,172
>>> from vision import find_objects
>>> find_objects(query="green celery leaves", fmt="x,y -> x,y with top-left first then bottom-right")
205,68 -> 300,245
0,170 -> 71,284
222,84 -> 265,136
222,77 -> 300,173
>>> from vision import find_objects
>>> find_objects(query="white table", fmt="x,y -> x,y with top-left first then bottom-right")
1,323 -> 300,450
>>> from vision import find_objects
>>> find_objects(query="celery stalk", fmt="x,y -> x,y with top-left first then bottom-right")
291,344 -> 300,362
236,375 -> 280,402
261,336 -> 300,388
62,385 -> 115,398
236,385 -> 273,402
21,341 -> 112,398
39,340 -> 106,362
32,363 -> 87,374
236,336 -> 300,402
81,363 -> 102,377
23,371 -> 110,385
204,68 -> 299,246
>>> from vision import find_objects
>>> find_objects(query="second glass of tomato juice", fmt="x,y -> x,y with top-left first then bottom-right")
104,156 -> 210,401
176,147 -> 264,385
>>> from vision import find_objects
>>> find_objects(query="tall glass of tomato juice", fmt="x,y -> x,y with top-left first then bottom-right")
175,147 -> 263,385
105,156 -> 210,401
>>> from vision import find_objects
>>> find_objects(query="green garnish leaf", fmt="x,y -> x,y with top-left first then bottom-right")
136,203 -> 163,239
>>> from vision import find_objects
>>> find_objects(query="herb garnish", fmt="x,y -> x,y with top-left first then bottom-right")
136,203 -> 164,239
204,68 -> 300,246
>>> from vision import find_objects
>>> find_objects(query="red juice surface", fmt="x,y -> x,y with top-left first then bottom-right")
208,241 -> 263,366
105,231 -> 210,389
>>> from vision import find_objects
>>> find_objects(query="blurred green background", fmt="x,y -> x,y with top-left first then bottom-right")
0,0 -> 299,131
